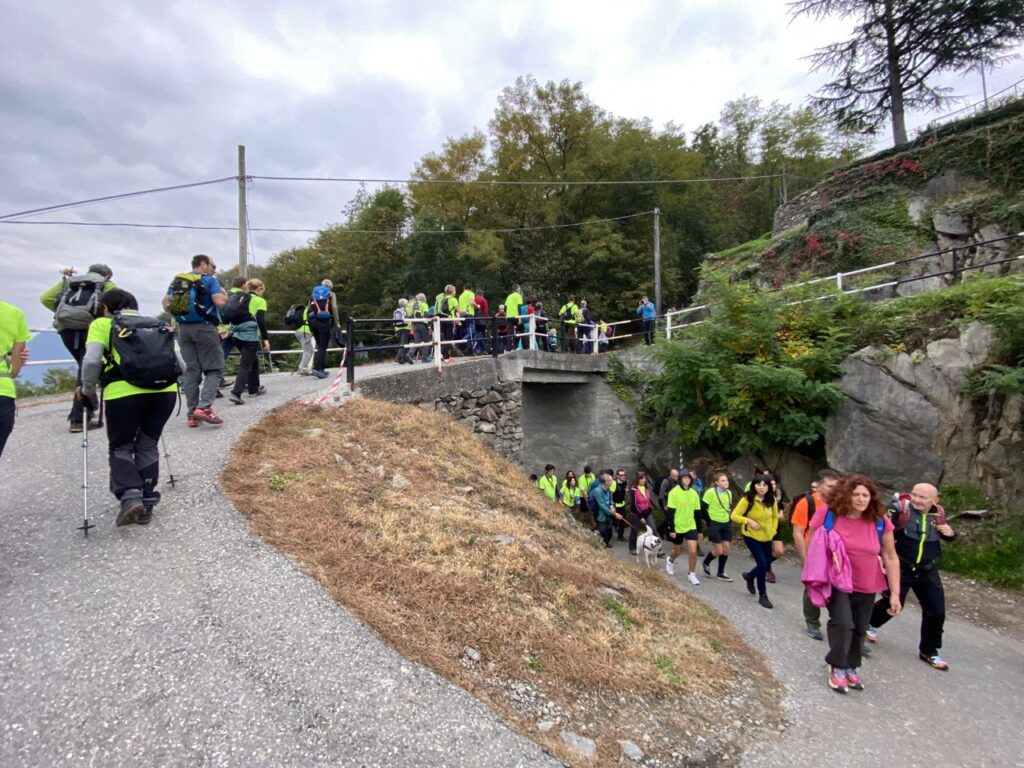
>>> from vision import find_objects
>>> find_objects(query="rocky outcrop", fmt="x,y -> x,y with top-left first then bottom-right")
826,322 -> 1023,505
435,382 -> 523,458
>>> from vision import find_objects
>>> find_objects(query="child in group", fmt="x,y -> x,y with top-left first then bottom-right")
666,472 -> 703,584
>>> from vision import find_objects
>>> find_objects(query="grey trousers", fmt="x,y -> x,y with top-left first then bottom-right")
295,331 -> 315,372
178,322 -> 224,411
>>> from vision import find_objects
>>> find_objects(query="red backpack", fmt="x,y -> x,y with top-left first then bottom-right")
891,493 -> 947,530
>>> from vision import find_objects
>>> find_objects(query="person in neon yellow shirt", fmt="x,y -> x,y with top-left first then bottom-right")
666,473 -> 702,584
0,300 -> 30,458
538,463 -> 558,501
227,278 -> 270,404
80,289 -> 184,527
504,285 -> 523,349
701,472 -> 734,581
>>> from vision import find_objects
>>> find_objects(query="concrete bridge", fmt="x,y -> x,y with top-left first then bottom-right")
354,350 -> 644,475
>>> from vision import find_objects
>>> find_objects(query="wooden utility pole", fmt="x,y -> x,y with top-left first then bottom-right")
238,144 -> 248,278
653,207 -> 662,313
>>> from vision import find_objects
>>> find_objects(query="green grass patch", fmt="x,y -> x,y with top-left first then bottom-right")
602,595 -> 638,630
654,654 -> 683,685
938,484 -> 1024,589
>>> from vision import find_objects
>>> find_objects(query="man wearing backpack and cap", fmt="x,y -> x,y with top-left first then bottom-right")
163,254 -> 227,427
308,278 -> 341,378
40,264 -> 117,432
865,483 -> 956,671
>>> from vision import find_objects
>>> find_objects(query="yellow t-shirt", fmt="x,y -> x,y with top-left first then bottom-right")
667,485 -> 701,533
730,496 -> 779,542
87,315 -> 178,400
0,301 -> 31,399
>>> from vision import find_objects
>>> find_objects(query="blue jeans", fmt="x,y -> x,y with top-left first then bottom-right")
744,537 -> 774,597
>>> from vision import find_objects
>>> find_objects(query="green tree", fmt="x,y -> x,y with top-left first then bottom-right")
789,0 -> 1024,145
647,276 -> 851,454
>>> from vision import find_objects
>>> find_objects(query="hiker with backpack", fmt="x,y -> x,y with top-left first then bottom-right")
39,264 -> 116,432
225,278 -> 270,404
308,279 -> 340,379
0,300 -> 31,459
804,473 -> 901,694
790,469 -> 841,640
575,300 -> 592,354
557,296 -> 578,353
79,289 -> 183,526
163,254 -> 227,427
284,300 -> 314,375
392,298 -> 412,364
865,483 -> 955,671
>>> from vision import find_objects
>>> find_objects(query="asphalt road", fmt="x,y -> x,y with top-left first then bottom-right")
0,366 -> 558,768
612,541 -> 1024,768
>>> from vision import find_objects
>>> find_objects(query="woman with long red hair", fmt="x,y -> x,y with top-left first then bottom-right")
808,474 -> 902,694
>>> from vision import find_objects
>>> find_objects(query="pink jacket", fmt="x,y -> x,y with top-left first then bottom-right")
801,524 -> 853,607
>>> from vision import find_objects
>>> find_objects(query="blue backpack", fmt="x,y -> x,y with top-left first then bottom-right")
824,509 -> 885,541
310,285 -> 332,320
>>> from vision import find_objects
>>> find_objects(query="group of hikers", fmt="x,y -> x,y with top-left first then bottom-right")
384,285 -> 658,363
532,462 -> 956,695
0,256 -> 659,520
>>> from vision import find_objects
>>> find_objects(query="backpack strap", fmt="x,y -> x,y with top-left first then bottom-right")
876,518 -> 885,541
824,509 -> 835,532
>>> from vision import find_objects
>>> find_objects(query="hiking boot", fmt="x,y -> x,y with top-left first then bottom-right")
919,653 -> 949,671
69,422 -> 84,434
116,494 -> 145,527
312,370 -> 328,379
828,666 -> 848,694
845,669 -> 864,690
687,572 -> 700,586
702,560 -> 711,577
251,385 -> 267,396
758,595 -> 773,609
806,625 -> 824,641
743,571 -> 755,595
228,393 -> 245,405
297,369 -> 313,376
138,492 -> 160,526
215,389 -> 224,398
717,572 -> 733,582
665,558 -> 675,576
865,626 -> 878,642
87,419 -> 102,430
192,407 -> 223,425
765,570 -> 776,583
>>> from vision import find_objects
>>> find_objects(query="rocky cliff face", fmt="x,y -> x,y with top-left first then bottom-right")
826,322 -> 1023,505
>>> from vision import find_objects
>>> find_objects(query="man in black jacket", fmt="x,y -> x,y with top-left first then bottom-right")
866,483 -> 956,670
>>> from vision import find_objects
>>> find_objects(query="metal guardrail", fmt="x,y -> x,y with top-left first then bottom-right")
665,231 -> 1024,337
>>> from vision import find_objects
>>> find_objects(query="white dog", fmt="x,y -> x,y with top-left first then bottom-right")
635,525 -> 663,568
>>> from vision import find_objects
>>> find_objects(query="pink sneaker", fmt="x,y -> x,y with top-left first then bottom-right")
846,669 -> 864,690
192,407 -> 223,425
828,666 -> 848,694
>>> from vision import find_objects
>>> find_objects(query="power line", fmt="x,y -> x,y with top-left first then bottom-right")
0,176 -> 237,222
249,173 -> 785,186
0,209 -> 654,235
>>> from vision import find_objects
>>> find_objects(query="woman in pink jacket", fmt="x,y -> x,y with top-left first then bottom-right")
808,474 -> 901,694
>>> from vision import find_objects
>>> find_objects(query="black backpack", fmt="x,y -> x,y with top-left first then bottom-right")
103,314 -> 181,390
283,303 -> 306,330
224,291 -> 253,325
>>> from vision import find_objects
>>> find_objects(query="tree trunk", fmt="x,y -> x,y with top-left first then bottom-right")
884,0 -> 908,145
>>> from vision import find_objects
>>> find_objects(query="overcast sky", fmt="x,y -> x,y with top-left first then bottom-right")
2,0 -> 1020,329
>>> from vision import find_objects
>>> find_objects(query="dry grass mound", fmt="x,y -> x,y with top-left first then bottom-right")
223,399 -> 782,766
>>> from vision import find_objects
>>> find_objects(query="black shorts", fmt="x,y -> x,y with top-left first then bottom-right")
668,529 -> 698,542
772,529 -> 783,542
707,521 -> 733,543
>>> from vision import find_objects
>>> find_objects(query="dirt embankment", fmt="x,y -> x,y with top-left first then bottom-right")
223,400 -> 783,766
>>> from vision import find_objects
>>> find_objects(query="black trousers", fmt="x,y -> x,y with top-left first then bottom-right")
105,392 -> 176,500
870,562 -> 946,655
825,590 -> 875,669
642,318 -> 655,345
310,318 -> 332,373
396,329 -> 410,362
59,328 -> 91,424
0,396 -> 15,459
231,339 -> 261,396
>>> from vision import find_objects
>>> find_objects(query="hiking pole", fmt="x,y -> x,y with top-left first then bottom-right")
78,410 -> 95,538
161,436 -> 177,488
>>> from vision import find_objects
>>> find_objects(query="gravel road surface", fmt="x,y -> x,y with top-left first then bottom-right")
0,367 -> 559,768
